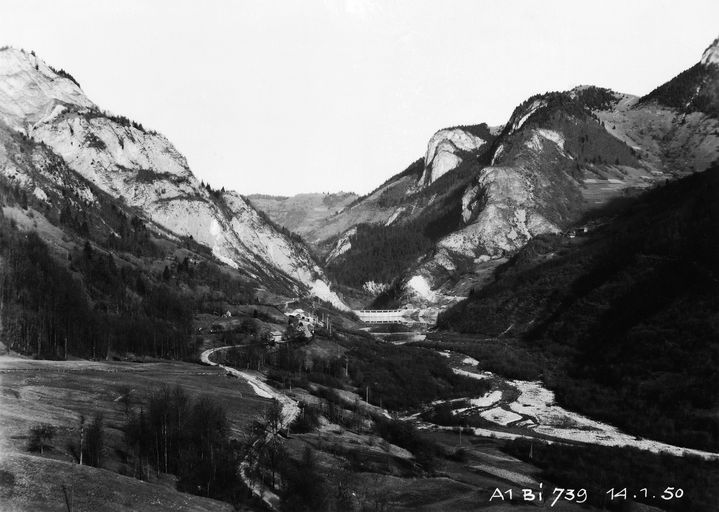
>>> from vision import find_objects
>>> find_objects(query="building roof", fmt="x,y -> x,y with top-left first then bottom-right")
287,308 -> 308,317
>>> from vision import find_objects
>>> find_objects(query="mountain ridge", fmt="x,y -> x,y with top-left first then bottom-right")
251,36 -> 719,309
0,46 -> 348,309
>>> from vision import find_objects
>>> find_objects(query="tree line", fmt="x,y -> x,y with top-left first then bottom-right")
0,211 -> 193,359
123,386 -> 244,503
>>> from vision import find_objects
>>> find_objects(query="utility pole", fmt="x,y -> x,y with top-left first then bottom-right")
79,416 -> 85,465
61,483 -> 73,512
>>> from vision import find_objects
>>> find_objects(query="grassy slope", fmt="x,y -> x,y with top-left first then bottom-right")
0,453 -> 235,512
245,192 -> 359,239
437,167 -> 719,451
0,357 -> 269,511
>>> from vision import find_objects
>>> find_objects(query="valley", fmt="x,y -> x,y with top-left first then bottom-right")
4,311 -> 716,510
0,28 -> 717,512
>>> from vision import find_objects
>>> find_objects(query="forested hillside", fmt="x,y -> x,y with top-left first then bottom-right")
327,155 -> 489,290
0,213 -> 192,359
326,223 -> 432,288
438,167 -> 719,451
0,177 -> 262,360
640,62 -> 719,118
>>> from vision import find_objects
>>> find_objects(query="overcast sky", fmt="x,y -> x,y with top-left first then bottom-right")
1,1 -> 718,195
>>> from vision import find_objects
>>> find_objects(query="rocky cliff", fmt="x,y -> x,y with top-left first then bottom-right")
400,62 -> 718,307
252,36 -> 719,309
420,125 -> 494,186
0,47 -> 346,309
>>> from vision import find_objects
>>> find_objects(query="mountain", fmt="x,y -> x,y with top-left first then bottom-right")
321,125 -> 499,298
432,37 -> 719,452
250,37 -> 719,309
246,192 -> 358,240
436,165 -> 719,451
419,124 -> 499,186
0,47 -> 346,309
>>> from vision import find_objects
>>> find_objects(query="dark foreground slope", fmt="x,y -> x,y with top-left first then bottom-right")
437,166 -> 719,451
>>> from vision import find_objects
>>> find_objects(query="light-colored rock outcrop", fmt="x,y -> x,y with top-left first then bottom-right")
441,166 -> 561,257
0,47 -> 347,309
701,37 -> 719,66
420,128 -> 486,185
325,227 -> 356,264
0,48 -> 94,131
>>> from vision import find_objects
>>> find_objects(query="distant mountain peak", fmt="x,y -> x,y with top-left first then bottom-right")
421,126 -> 488,185
700,36 -> 719,66
0,47 -> 83,91
0,46 -> 92,131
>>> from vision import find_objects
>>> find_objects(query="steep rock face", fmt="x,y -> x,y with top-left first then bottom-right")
441,166 -> 563,257
397,110 -> 588,306
421,127 -> 487,185
0,47 -> 346,308
432,102 -> 607,247
439,56 -> 719,263
393,61 -> 719,308
700,37 -> 719,66
325,226 -> 356,263
0,48 -> 93,131
507,99 -> 547,134
219,190 -> 329,291
288,126 -> 494,256
239,37 -> 719,311
0,116 -> 99,226
361,33 -> 718,309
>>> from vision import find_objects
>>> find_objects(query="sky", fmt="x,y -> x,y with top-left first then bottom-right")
1,1 -> 718,196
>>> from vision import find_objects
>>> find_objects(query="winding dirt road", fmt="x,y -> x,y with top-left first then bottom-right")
200,346 -> 299,510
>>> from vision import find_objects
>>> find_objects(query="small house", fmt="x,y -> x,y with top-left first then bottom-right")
284,309 -> 316,342
285,308 -> 318,326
